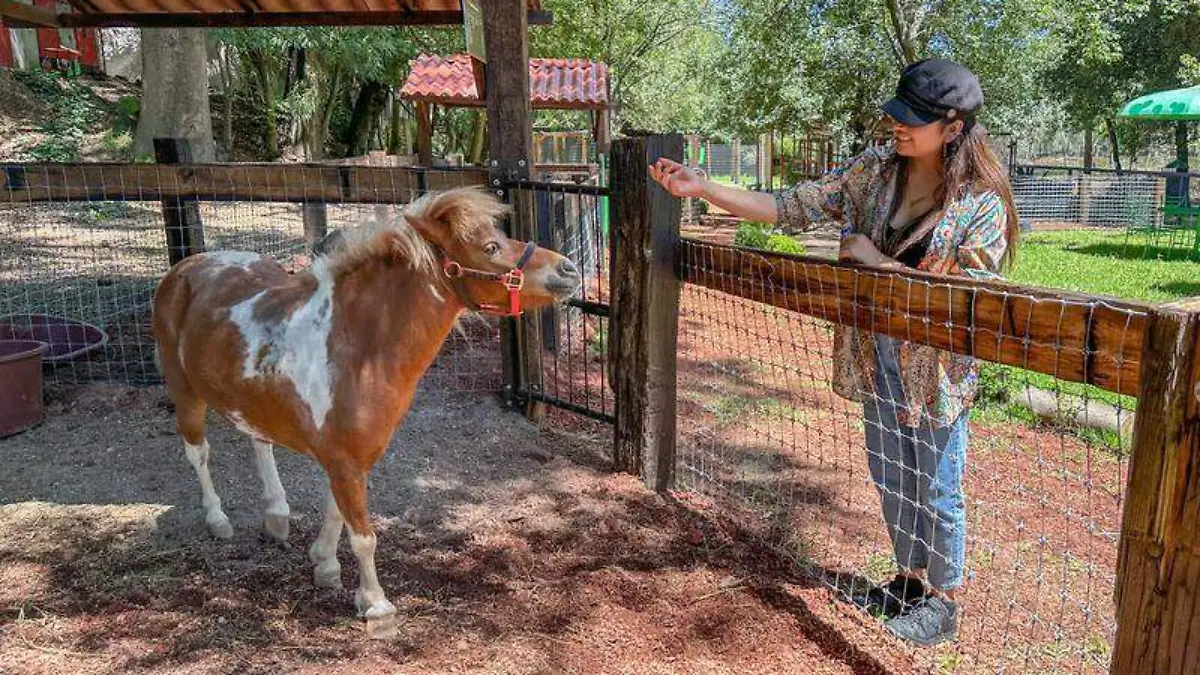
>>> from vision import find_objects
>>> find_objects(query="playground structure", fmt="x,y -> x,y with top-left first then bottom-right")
0,2 -> 103,73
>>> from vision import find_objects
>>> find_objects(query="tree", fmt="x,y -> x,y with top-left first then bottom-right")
214,27 -> 467,160
1048,0 -> 1200,167
135,28 -> 215,162
531,0 -> 724,134
716,0 -> 1065,149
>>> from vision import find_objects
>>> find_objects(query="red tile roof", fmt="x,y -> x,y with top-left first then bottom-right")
399,53 -> 609,110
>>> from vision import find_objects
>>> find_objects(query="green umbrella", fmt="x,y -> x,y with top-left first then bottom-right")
1119,85 -> 1200,120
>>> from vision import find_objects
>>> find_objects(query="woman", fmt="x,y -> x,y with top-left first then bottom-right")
650,59 -> 1018,647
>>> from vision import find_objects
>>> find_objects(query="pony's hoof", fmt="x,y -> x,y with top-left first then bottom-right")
357,595 -> 398,639
364,613 -> 398,640
313,566 -> 343,590
263,513 -> 290,543
355,590 -> 396,618
208,518 -> 234,540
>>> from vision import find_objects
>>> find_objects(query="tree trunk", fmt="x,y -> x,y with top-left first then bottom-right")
346,80 -> 391,157
388,98 -> 403,154
469,109 -> 487,165
218,44 -> 236,160
1106,118 -> 1123,172
1083,125 -> 1094,169
303,67 -> 341,161
883,0 -> 919,65
247,49 -> 280,159
282,47 -> 305,99
135,28 -> 215,162
1176,121 -> 1190,170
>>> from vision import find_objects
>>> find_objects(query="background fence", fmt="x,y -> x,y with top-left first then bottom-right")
0,161 -> 504,393
1012,165 -> 1200,260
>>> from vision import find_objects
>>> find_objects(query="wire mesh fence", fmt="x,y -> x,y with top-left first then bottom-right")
681,137 -> 765,226
0,163 -> 502,393
673,239 -> 1143,674
1012,165 -> 1200,260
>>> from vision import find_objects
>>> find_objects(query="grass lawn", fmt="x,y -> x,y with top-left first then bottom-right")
973,228 -> 1200,450
1008,229 -> 1200,303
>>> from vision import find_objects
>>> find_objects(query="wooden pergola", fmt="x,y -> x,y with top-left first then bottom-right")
398,52 -> 611,171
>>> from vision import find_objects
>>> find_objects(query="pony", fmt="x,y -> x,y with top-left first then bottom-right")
151,187 -> 580,633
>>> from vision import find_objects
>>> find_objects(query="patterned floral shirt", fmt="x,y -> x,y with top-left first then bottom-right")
774,145 -> 1012,427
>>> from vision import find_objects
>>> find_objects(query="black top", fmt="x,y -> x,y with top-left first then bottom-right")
885,212 -> 935,269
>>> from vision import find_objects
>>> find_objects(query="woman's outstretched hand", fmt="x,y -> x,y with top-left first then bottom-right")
650,158 -> 706,198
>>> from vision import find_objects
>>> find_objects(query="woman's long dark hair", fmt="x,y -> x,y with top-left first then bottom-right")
941,121 -> 1020,270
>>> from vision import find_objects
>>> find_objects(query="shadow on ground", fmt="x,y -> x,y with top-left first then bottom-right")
0,383 -> 900,674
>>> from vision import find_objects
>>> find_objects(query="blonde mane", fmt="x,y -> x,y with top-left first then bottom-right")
315,187 -> 511,279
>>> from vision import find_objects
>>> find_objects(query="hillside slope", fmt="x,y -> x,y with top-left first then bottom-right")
0,69 -> 140,163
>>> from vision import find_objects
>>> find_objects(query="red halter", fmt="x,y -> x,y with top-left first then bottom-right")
441,241 -> 537,317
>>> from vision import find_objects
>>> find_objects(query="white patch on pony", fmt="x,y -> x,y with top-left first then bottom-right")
205,250 -> 262,268
184,439 -> 233,538
225,410 -> 268,440
427,283 -> 444,303
228,263 -> 336,431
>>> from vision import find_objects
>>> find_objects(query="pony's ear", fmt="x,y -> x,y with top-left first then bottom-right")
402,211 -> 451,251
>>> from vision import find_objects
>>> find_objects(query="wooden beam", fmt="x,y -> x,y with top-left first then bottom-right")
0,0 -> 59,27
1113,298 -> 1200,674
610,134 -> 684,491
483,0 -> 532,178
1,163 -> 487,204
679,240 -> 1150,398
53,9 -> 552,29
415,101 -> 433,167
302,204 -> 328,252
483,0 -> 537,412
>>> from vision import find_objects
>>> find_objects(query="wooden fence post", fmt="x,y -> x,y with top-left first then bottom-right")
153,137 -> 204,266
482,0 -> 538,412
302,204 -> 328,252
1112,297 -> 1200,674
609,133 -> 683,492
732,138 -> 741,185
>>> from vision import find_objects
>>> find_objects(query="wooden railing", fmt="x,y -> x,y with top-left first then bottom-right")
1,161 -> 487,204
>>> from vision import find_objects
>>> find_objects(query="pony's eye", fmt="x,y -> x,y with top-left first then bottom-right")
485,242 -> 501,257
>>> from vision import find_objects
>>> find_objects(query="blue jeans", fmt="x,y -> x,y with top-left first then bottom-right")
863,335 -> 968,591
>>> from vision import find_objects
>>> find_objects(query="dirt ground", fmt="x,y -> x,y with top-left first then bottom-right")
672,284 -> 1124,675
0,382 -> 925,675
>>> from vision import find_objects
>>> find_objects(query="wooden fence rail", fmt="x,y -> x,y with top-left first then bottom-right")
1,162 -> 488,204
679,240 -> 1149,397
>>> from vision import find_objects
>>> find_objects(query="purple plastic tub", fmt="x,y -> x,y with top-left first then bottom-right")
0,314 -> 109,363
0,340 -> 48,437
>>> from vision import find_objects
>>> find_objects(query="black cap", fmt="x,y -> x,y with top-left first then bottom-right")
882,59 -> 983,127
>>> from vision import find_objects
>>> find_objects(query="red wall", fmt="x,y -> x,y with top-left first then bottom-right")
0,21 -> 14,69
34,0 -> 59,60
74,28 -> 98,67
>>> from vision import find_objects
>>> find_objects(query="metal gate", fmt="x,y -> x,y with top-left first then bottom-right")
505,179 -> 614,424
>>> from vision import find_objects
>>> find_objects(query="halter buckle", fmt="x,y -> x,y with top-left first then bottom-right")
443,260 -> 464,278
500,269 -> 525,291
